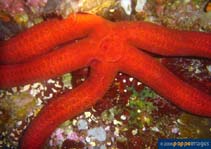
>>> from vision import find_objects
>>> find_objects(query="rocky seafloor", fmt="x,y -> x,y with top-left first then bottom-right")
0,0 -> 211,148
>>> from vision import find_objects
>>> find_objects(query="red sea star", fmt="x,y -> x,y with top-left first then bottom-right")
0,13 -> 211,148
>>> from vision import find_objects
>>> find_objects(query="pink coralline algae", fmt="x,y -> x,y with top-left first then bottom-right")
66,132 -> 84,142
0,0 -> 48,15
26,0 -> 48,7
0,0 -> 25,14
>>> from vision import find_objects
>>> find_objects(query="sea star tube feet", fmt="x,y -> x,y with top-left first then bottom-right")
0,13 -> 210,148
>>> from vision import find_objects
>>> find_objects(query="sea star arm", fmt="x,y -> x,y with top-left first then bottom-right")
20,61 -> 117,149
0,39 -> 96,88
119,22 -> 211,58
120,46 -> 211,117
0,14 -> 104,64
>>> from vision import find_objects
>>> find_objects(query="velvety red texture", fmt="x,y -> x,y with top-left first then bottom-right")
0,14 -> 210,148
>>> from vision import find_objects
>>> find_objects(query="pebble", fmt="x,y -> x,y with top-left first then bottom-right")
36,98 -> 43,106
120,115 -> 127,120
12,87 -> 17,93
151,126 -> 160,132
100,144 -> 106,149
47,79 -> 55,84
77,119 -> 88,130
16,121 -> 22,126
114,127 -> 120,136
55,82 -> 62,88
20,84 -> 30,92
171,127 -> 179,134
30,88 -> 40,97
206,65 -> 211,74
87,127 -> 106,142
43,93 -> 53,100
135,0 -> 147,12
107,141 -> 112,146
84,111 -> 92,118
113,119 -> 122,125
31,82 -> 43,89
132,129 -> 138,135
120,0 -> 132,15
72,119 -> 77,126
51,88 -> 57,93
129,77 -> 134,82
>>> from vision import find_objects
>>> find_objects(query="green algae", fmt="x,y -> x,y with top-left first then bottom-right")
0,92 -> 36,130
